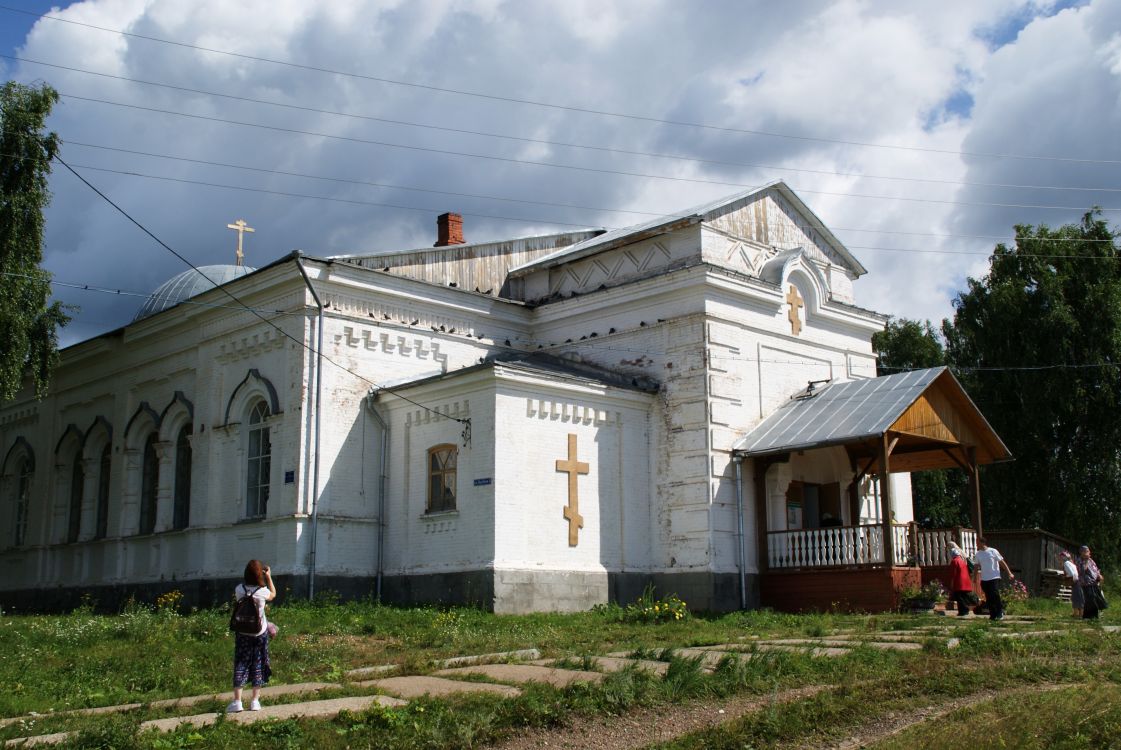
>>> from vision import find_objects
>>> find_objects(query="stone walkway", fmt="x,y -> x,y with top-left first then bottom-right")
3,620 -> 1115,747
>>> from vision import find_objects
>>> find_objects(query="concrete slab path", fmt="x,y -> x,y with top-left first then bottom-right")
0,682 -> 339,729
434,663 -> 604,688
356,675 -> 521,699
141,695 -> 406,733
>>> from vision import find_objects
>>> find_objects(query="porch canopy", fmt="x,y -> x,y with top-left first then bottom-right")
732,367 -> 1012,570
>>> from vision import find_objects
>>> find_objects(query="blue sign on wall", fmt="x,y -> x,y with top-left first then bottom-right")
473,477 -> 493,486
284,470 -> 295,484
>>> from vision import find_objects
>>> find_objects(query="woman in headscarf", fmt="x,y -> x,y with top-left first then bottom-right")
1078,546 -> 1105,620
947,542 -> 974,616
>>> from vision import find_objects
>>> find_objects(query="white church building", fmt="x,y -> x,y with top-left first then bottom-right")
0,182 -> 1009,613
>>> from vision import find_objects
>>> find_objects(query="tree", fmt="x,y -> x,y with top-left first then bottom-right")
872,318 -> 969,528
0,81 -> 69,401
943,211 -> 1121,561
872,318 -> 945,373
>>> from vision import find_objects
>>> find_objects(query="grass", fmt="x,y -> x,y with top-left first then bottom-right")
0,583 -> 1117,749
875,683 -> 1121,750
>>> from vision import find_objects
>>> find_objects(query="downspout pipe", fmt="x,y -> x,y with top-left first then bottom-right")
731,452 -> 747,610
295,254 -> 324,601
364,395 -> 389,601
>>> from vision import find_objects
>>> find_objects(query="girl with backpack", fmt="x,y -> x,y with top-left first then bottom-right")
227,559 -> 276,712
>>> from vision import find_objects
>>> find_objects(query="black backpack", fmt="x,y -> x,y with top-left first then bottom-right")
229,586 -> 262,635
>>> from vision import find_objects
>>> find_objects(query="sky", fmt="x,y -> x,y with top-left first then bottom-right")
1,0 -> 1119,346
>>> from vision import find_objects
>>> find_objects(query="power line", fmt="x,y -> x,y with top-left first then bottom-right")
57,94 -> 1121,214
61,160 -> 1121,256
52,155 -> 469,424
6,4 -> 1121,165
11,53 -> 1121,195
58,141 -> 1121,246
66,162 -> 603,229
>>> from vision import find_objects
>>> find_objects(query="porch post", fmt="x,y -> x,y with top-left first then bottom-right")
879,434 -> 894,566
753,457 -> 770,573
966,446 -> 984,536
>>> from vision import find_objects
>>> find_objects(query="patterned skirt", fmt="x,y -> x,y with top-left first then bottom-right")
232,632 -> 272,688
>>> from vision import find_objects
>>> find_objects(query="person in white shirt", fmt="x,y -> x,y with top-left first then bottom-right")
1061,550 -> 1083,618
973,537 -> 1015,621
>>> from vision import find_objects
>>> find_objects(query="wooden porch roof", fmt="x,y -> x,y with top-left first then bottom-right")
732,367 -> 1012,473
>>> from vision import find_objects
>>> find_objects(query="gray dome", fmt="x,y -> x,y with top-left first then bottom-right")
134,265 -> 256,321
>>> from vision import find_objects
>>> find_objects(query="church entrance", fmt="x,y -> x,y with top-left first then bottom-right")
785,481 -> 842,529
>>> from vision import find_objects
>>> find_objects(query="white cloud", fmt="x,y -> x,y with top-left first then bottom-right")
5,0 -> 1117,344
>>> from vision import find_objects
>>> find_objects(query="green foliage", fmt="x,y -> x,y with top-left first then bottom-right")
0,81 -> 70,402
872,318 -> 970,526
943,212 -> 1121,563
597,584 -> 690,624
872,317 -> 945,373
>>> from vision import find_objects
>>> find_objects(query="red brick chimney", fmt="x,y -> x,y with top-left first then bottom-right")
435,212 -> 464,247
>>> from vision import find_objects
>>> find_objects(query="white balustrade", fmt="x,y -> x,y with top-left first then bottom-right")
767,524 -> 885,569
767,525 -> 981,570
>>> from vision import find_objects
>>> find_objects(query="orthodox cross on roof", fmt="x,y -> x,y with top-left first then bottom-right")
555,433 -> 589,546
786,284 -> 804,336
226,219 -> 255,266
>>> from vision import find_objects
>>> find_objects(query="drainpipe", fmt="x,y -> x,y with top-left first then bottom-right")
364,395 -> 389,601
295,254 -> 324,601
731,453 -> 747,610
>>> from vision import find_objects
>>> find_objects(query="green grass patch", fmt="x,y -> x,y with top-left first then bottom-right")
873,683 -> 1121,750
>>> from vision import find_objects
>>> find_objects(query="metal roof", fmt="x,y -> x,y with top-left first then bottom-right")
133,264 -> 257,321
507,181 -> 867,278
732,368 -> 946,456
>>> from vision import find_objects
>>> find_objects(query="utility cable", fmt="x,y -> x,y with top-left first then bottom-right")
55,140 -> 1121,245
9,53 -> 1121,194
55,94 -> 1121,213
5,4 -> 1121,165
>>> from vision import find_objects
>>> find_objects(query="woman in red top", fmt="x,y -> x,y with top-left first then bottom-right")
947,544 -> 974,616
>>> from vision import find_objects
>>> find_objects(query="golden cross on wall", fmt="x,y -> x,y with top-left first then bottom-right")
555,433 -> 589,547
226,219 -> 255,266
786,284 -> 804,336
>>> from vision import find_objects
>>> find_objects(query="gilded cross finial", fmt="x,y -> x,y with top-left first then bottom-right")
786,284 -> 804,335
555,434 -> 589,546
226,219 -> 255,266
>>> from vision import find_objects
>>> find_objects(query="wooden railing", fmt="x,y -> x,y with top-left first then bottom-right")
767,524 -> 885,569
766,525 -> 979,570
914,527 -> 978,566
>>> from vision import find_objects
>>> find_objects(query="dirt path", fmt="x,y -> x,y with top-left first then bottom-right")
488,685 -> 826,750
811,683 -> 1072,750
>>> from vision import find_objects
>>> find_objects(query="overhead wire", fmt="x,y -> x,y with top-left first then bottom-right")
51,141 -> 1121,245
8,53 -> 1121,195
52,155 -> 470,424
57,93 -> 1121,214
4,4 -> 1121,165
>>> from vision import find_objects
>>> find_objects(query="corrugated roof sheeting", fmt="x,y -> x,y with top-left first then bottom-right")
733,368 -> 945,455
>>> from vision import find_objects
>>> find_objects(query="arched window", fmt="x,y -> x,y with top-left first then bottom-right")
173,424 -> 192,530
95,444 -> 111,539
246,401 -> 271,518
426,444 -> 457,513
138,433 -> 158,535
67,460 -> 84,543
14,456 -> 33,547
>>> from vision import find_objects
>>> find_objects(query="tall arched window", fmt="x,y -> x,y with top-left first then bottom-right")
138,433 -> 158,535
246,401 -> 270,518
173,424 -> 192,530
67,460 -> 84,543
426,444 -> 457,513
95,444 -> 110,539
14,456 -> 33,547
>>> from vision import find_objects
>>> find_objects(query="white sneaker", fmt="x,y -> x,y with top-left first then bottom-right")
226,700 -> 243,713
249,699 -> 262,711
